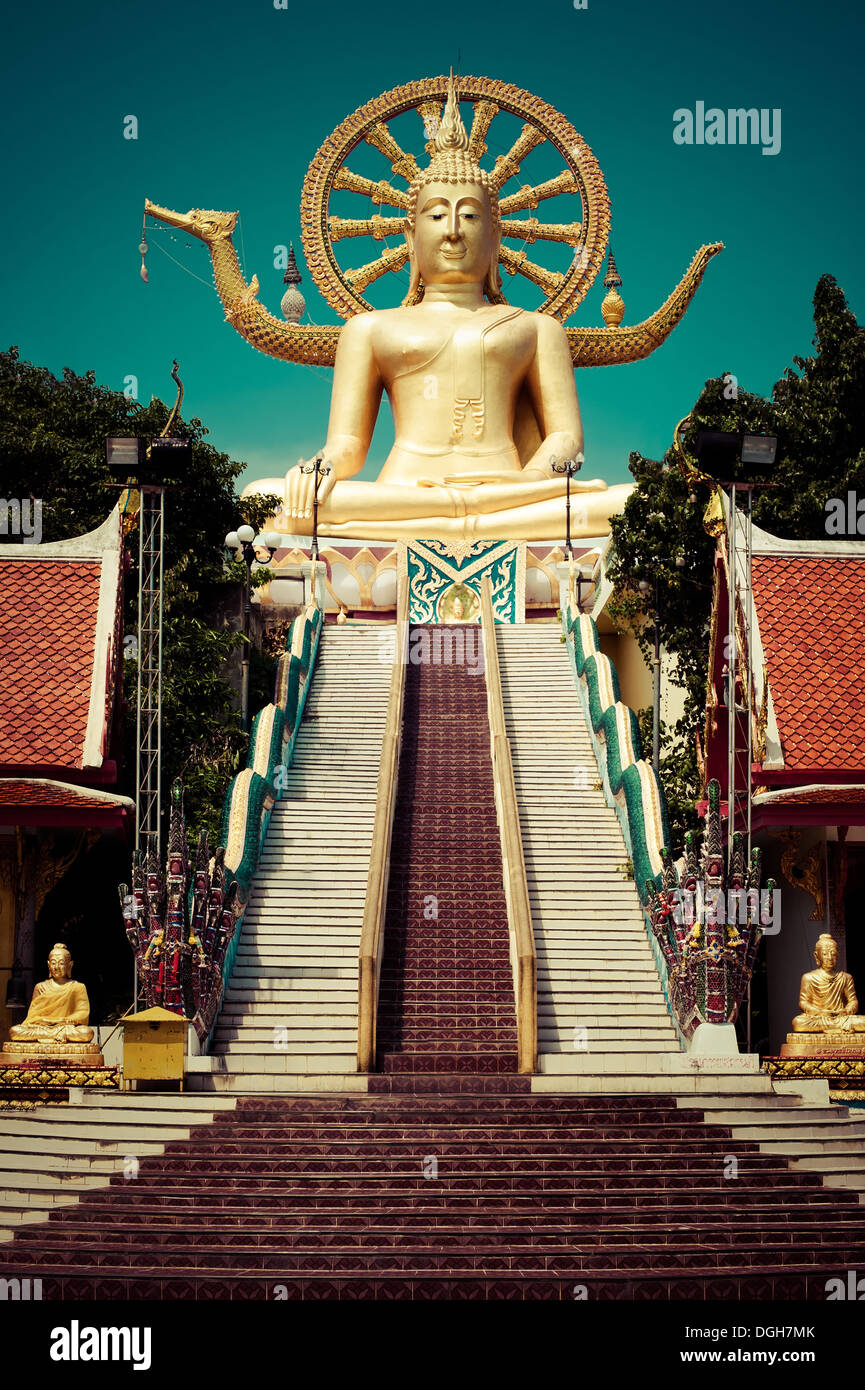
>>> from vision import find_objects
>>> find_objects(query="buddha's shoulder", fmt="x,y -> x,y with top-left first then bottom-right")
524,309 -> 569,342
337,308 -> 410,351
337,311 -> 379,340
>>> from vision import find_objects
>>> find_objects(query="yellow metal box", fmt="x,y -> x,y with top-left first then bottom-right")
121,1006 -> 187,1089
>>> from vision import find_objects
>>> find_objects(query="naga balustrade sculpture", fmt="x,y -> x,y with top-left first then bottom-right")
120,780 -> 238,1038
645,780 -> 776,1038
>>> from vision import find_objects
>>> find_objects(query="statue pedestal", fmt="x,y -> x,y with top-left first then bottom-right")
687,1022 -> 741,1056
257,536 -> 601,618
779,1032 -> 865,1059
764,1036 -> 865,1102
0,1045 -> 117,1106
0,1041 -> 104,1062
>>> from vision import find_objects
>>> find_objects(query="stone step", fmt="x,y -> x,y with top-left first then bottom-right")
239,928 -> 363,940
538,1008 -> 672,1022
187,1073 -> 368,1093
536,970 -> 659,983
241,918 -> 364,929
534,943 -> 655,955
537,988 -> 669,1001
789,1153 -> 865,1172
539,1026 -> 677,1041
221,1005 -> 357,1021
229,966 -> 356,980
235,946 -> 359,959
225,989 -> 356,1004
208,1052 -> 357,1071
215,1026 -> 357,1043
534,1064 -> 767,1085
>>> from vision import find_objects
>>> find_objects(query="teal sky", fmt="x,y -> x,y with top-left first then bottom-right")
1,0 -> 862,491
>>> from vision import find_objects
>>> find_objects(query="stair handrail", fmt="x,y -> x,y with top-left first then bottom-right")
480,576 -> 537,1074
357,583 -> 409,1071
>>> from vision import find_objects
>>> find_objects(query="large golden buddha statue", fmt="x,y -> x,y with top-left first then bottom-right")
791,934 -> 865,1034
244,80 -> 628,542
7,943 -> 97,1051
144,74 -> 722,542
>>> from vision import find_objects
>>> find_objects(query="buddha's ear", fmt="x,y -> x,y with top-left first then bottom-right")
402,225 -> 423,306
484,220 -> 505,304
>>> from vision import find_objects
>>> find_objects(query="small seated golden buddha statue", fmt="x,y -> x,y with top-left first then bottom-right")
791,934 -> 865,1034
6,943 -> 98,1053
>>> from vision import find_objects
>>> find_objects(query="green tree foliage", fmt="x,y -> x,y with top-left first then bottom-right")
607,275 -> 865,849
0,346 -> 279,846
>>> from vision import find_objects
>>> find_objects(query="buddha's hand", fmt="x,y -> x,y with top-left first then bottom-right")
417,473 -> 530,488
285,458 -> 337,520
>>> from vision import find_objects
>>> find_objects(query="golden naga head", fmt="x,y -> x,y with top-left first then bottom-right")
403,73 -> 503,305
143,201 -> 239,244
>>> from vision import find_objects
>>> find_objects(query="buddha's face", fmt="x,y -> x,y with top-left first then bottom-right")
408,181 -> 496,287
815,939 -> 838,971
48,951 -> 71,982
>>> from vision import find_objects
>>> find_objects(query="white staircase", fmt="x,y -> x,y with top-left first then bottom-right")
199,625 -> 390,1090
677,1093 -> 865,1196
496,623 -> 681,1074
0,1093 -> 236,1238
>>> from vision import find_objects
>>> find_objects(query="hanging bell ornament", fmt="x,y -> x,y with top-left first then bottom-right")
139,238 -> 149,283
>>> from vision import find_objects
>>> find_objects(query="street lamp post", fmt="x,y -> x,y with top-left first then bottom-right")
299,456 -> 332,609
639,510 -> 669,778
551,453 -> 585,558
639,574 -> 661,776
224,525 -> 280,731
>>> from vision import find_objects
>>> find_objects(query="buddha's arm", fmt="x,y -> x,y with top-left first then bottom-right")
522,314 -> 584,480
843,977 -> 859,1014
67,984 -> 91,1025
22,981 -> 49,1021
287,314 -> 383,519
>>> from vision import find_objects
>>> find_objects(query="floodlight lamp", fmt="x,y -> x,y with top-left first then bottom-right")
741,434 -> 778,467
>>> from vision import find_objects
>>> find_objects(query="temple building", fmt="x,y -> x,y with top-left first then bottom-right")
0,507 -> 133,1039
700,507 -> 865,1054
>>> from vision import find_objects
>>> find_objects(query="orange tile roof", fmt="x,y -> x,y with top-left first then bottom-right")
0,779 -> 130,810
0,559 -> 102,770
754,787 -> 865,806
752,555 -> 865,772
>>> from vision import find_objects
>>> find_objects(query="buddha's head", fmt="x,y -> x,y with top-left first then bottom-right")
814,934 -> 838,971
452,595 -> 465,619
404,76 -> 503,304
47,943 -> 73,982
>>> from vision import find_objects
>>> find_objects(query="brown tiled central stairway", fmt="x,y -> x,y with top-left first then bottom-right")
374,631 -> 518,1083
3,625 -> 865,1299
3,1093 -> 865,1298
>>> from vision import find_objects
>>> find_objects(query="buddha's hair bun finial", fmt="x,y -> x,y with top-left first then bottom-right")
405,69 -> 500,232
435,70 -> 470,154
403,69 -> 504,305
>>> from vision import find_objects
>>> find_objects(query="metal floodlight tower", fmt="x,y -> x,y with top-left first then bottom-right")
135,480 -> 166,861
107,361 -> 189,861
696,430 -> 779,866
